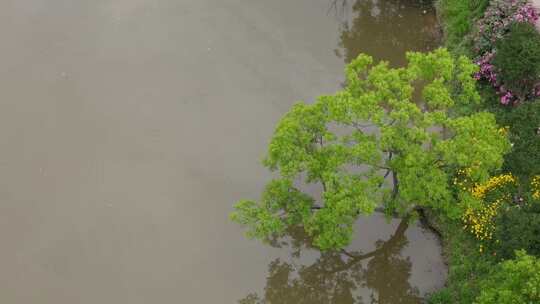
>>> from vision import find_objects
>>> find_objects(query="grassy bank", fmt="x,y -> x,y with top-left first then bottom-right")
435,0 -> 489,55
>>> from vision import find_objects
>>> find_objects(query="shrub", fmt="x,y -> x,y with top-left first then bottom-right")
492,23 -> 540,101
461,173 -> 517,245
495,101 -> 540,179
475,251 -> 540,303
472,0 -> 538,55
532,175 -> 540,200
491,203 -> 540,260
472,1 -> 539,104
427,289 -> 452,304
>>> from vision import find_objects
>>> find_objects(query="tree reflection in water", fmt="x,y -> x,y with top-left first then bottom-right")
238,218 -> 422,304
332,0 -> 440,66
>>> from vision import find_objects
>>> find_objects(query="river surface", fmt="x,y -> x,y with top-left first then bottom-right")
0,0 -> 443,303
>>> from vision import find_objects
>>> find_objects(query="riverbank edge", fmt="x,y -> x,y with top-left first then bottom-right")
399,205 -> 478,303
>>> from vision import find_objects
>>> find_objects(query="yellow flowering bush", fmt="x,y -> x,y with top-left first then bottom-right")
460,174 -> 517,245
463,198 -> 504,241
531,175 -> 540,200
470,174 -> 516,199
498,126 -> 510,136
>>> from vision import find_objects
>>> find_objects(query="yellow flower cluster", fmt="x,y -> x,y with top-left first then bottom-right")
463,198 -> 503,241
532,176 -> 540,200
453,167 -> 474,192
460,174 -> 516,244
498,126 -> 510,136
470,174 -> 516,199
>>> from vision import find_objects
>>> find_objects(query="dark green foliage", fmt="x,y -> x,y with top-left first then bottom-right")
495,101 -> 540,179
427,289 -> 452,304
492,23 -> 540,100
491,203 -> 540,260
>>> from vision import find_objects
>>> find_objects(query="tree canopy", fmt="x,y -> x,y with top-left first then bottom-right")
231,48 -> 510,250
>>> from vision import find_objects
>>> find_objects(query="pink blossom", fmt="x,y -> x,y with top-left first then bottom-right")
500,92 -> 513,105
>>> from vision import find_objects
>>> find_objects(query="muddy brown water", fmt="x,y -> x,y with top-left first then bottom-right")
0,0 -> 443,303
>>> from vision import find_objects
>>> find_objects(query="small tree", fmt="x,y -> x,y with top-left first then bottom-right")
492,22 -> 540,101
231,49 -> 510,250
496,101 -> 540,180
475,251 -> 540,304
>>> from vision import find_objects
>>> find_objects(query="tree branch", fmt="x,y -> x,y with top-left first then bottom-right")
378,151 -> 393,188
391,171 -> 399,201
352,122 -> 374,132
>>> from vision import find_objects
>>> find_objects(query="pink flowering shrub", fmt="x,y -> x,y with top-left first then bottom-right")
472,0 -> 539,104
473,0 -> 538,54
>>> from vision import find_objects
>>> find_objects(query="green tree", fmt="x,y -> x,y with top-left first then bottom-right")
474,251 -> 540,304
231,49 -> 510,250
